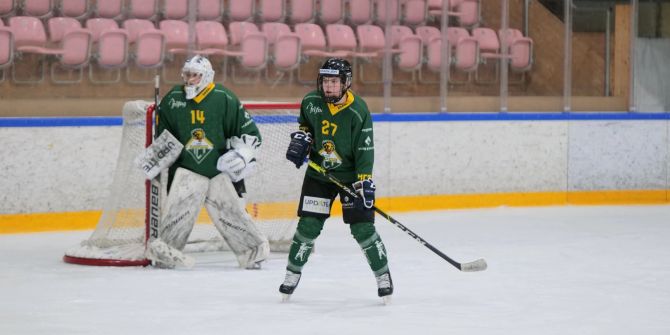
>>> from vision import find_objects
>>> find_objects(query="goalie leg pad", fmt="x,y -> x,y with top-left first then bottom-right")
157,168 -> 209,250
206,173 -> 270,269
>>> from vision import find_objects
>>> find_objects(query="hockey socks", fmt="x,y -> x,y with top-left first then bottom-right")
351,222 -> 389,276
286,216 -> 324,273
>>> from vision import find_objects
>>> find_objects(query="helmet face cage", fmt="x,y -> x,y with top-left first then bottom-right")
181,55 -> 215,100
317,58 -> 352,103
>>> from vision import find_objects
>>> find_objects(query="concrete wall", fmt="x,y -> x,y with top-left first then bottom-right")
1,117 -> 668,214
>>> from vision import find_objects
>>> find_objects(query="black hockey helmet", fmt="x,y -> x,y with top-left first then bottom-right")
317,58 -> 352,103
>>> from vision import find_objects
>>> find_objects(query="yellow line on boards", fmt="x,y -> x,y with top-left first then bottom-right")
1,190 -> 668,234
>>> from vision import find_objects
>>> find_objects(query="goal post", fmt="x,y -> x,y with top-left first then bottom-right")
63,100 -> 303,266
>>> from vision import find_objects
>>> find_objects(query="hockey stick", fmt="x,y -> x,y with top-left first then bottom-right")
307,160 -> 487,272
145,75 -> 162,246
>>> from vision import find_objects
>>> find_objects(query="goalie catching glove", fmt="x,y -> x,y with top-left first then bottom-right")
353,179 -> 376,210
286,131 -> 312,168
217,134 -> 260,182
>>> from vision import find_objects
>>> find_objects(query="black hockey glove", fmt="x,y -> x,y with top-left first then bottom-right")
353,179 -> 376,210
286,131 -> 312,168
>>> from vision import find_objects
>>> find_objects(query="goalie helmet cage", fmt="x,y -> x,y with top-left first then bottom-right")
63,100 -> 303,266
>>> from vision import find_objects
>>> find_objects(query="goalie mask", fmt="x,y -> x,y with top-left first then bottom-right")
181,55 -> 215,100
317,58 -> 352,104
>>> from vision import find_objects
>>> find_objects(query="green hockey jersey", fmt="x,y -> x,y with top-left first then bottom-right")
156,83 -> 261,183
299,90 -> 374,184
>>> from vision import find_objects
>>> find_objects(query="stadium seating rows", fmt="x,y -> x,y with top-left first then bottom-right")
0,0 -> 532,85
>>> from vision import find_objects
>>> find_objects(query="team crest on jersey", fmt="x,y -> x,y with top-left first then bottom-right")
185,128 -> 214,163
318,140 -> 342,169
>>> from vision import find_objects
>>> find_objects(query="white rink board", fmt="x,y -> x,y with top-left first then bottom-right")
1,120 -> 669,214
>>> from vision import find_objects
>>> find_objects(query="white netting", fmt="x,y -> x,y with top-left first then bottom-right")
64,100 -> 302,265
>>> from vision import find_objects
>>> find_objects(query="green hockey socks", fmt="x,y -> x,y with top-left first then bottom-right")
286,216 -> 324,273
350,222 -> 389,276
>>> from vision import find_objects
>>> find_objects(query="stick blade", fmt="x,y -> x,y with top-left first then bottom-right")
460,258 -> 487,272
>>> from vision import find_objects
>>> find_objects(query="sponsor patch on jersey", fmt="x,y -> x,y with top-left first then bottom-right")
318,140 -> 342,169
185,128 -> 214,164
302,196 -> 331,214
305,102 -> 323,115
169,97 -> 187,109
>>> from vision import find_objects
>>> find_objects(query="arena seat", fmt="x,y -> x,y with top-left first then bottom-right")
355,24 -> 419,83
402,0 -> 427,26
288,0 -> 315,24
317,0 -> 344,24
372,0 -> 400,25
127,0 -> 158,21
162,0 -> 187,20
58,0 -> 90,20
47,17 -> 82,43
159,19 -> 189,55
122,19 -> 165,83
95,0 -> 124,20
471,27 -> 500,83
262,22 -> 301,83
389,25 -> 422,72
86,18 -> 128,83
257,0 -> 285,22
9,16 -> 62,83
0,22 -> 14,83
0,0 -> 16,18
227,0 -> 254,22
50,26 -> 91,83
347,0 -> 372,25
194,20 -> 229,55
226,21 -> 268,83
198,0 -> 223,21
428,0 -> 478,27
499,28 -> 533,72
22,0 -> 53,18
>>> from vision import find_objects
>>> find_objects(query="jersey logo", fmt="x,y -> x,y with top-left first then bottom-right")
185,128 -> 214,164
169,97 -> 187,109
318,140 -> 342,169
306,102 -> 323,115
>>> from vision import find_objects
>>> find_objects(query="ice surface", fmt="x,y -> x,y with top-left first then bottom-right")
1,205 -> 669,335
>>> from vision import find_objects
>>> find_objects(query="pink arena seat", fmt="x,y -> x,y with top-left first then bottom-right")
127,0 -> 158,20
348,0 -> 372,25
47,17 -> 82,43
0,0 -> 17,18
258,0 -> 284,22
261,22 -> 293,45
389,25 -> 422,71
318,0 -> 343,24
372,0 -> 400,25
288,0 -> 315,24
86,18 -> 128,83
0,23 -> 14,82
228,22 -> 261,47
162,0 -> 188,20
447,27 -> 478,73
325,24 -> 359,56
227,0 -> 254,22
198,0 -> 223,21
294,23 -> 348,58
58,0 -> 90,19
159,20 -> 190,55
122,19 -> 165,83
21,0 -> 53,18
85,18 -> 119,42
95,0 -> 124,20
194,21 -> 229,55
402,0 -> 427,26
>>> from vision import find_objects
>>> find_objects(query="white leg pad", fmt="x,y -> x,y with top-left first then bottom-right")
206,173 -> 270,269
157,168 -> 209,250
146,239 -> 195,269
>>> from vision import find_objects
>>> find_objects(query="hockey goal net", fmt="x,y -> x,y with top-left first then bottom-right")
63,100 -> 303,266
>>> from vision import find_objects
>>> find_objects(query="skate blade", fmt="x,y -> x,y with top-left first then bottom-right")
281,294 -> 291,303
382,296 -> 392,305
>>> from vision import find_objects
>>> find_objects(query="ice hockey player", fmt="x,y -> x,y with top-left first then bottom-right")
137,55 -> 269,269
279,58 -> 393,303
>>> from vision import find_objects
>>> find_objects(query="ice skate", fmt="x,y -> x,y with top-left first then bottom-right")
279,270 -> 302,302
376,271 -> 393,305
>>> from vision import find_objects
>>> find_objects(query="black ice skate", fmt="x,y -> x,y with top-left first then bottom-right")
376,271 -> 393,304
279,270 -> 302,302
